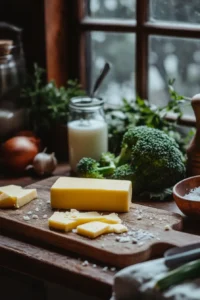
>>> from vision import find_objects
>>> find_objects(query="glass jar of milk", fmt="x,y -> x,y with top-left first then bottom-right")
68,96 -> 108,172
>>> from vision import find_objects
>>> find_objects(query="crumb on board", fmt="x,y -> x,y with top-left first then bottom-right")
32,214 -> 39,219
82,260 -> 89,266
164,224 -> 171,231
110,267 -> 116,272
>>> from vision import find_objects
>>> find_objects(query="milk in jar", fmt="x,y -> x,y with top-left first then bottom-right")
68,97 -> 108,172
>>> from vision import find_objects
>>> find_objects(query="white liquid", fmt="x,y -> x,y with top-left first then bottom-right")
68,119 -> 108,172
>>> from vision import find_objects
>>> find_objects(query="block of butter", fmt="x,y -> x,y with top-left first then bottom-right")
0,185 -> 37,208
51,177 -> 132,212
48,210 -> 122,231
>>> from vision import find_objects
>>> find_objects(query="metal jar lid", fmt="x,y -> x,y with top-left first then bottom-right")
69,96 -> 104,111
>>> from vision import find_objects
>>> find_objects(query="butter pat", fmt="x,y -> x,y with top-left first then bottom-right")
48,211 -> 122,231
77,221 -> 110,238
0,187 -> 37,208
74,212 -> 121,224
51,177 -> 132,212
0,185 -> 22,194
108,224 -> 128,233
48,212 -> 79,231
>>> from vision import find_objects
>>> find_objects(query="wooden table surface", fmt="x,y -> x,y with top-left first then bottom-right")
1,164 -> 200,299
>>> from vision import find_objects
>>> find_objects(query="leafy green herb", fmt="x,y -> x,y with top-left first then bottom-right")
20,65 -> 194,158
106,80 -> 194,155
20,64 -> 85,133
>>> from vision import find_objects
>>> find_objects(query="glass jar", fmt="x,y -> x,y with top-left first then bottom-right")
68,96 -> 108,172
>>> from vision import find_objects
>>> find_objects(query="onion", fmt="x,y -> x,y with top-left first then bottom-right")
2,136 -> 39,172
15,130 -> 41,150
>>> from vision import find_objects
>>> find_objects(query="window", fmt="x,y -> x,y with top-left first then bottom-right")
46,0 -> 200,123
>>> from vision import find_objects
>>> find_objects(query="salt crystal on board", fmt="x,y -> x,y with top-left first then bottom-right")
32,214 -> 39,219
82,260 -> 89,266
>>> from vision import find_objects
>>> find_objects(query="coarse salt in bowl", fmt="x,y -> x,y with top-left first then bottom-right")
173,175 -> 200,217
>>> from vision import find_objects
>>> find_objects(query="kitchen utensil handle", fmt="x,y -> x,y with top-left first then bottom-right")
91,62 -> 111,98
0,22 -> 22,32
165,248 -> 200,269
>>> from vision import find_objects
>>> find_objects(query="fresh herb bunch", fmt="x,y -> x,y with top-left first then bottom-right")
20,64 -> 85,132
106,80 -> 194,155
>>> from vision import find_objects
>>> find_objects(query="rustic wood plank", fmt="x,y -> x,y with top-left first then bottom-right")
1,176 -> 200,269
0,234 -> 113,299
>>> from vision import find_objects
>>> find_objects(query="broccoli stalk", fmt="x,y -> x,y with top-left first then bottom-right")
99,152 -> 116,168
77,157 -> 115,179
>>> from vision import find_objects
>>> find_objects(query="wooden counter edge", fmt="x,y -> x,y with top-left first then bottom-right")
0,233 -> 113,299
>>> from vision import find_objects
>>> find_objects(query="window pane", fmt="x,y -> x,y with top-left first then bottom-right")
88,32 -> 135,105
148,36 -> 200,116
149,0 -> 200,25
86,0 -> 136,19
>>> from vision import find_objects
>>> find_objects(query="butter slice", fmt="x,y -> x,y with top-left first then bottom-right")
74,212 -> 121,224
51,177 -> 132,212
0,188 -> 37,208
0,185 -> 22,196
107,224 -> 128,233
77,221 -> 110,238
48,211 -> 122,232
48,212 -> 79,231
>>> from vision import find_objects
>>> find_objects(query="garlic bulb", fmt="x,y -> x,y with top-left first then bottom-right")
33,148 -> 57,176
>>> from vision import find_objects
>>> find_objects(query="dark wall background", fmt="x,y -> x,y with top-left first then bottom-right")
0,0 -> 46,73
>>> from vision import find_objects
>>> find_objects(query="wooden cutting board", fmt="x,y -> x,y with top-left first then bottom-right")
1,176 -> 200,268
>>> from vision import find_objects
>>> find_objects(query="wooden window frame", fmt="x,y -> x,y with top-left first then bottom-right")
45,0 -> 200,126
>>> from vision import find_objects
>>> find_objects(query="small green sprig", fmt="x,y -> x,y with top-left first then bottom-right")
20,64 -> 85,133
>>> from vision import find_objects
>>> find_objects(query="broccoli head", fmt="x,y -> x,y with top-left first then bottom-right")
77,157 -> 115,179
117,125 -> 179,166
115,126 -> 186,195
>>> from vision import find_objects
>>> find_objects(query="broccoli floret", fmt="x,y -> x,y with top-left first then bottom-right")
112,164 -> 135,181
115,126 -> 186,196
77,157 -> 115,179
117,126 -> 179,166
99,152 -> 116,168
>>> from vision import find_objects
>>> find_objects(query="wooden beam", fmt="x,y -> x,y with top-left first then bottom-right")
136,0 -> 148,99
44,0 -> 67,86
145,21 -> 200,38
81,18 -> 136,32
